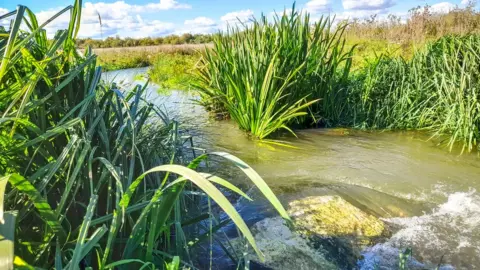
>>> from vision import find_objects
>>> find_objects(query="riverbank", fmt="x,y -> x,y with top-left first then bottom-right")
91,44 -> 209,71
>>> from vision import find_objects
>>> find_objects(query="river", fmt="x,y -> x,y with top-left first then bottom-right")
104,67 -> 480,269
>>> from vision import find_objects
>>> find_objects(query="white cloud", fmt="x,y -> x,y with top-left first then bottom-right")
82,1 -> 189,21
219,9 -> 255,31
31,0 -> 189,38
144,0 -> 191,10
331,8 -> 409,25
133,20 -> 175,37
342,0 -> 395,11
185,17 -> 216,27
334,9 -> 384,21
0,7 -> 11,28
304,0 -> 331,14
85,0 -> 190,14
460,0 -> 476,6
220,9 -> 254,24
181,16 -> 218,34
429,2 -> 457,13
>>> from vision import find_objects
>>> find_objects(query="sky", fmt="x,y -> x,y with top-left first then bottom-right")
0,0 -> 475,39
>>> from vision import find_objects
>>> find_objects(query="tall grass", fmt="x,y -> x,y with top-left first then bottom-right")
194,7 -> 354,139
193,5 -> 480,151
0,2 -> 289,269
352,35 -> 480,152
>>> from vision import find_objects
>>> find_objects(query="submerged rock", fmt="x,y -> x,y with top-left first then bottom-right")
230,195 -> 389,269
288,195 -> 389,268
288,195 -> 387,241
231,217 -> 337,270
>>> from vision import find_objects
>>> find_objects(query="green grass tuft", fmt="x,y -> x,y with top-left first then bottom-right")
194,6 -> 354,139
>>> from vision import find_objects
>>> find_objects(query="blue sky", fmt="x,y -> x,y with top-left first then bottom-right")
0,0 -> 473,38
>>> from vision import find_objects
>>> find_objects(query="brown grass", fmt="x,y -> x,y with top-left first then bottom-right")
345,3 -> 480,44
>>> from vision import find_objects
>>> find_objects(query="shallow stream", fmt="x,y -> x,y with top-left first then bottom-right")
104,68 -> 480,269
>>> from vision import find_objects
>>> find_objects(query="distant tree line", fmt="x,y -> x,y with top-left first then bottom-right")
76,33 -> 214,48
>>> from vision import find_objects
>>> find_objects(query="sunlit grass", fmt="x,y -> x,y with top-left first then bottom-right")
194,6 -> 354,139
351,35 -> 480,152
148,53 -> 199,90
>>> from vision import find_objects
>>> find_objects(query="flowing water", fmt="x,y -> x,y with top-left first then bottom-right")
104,68 -> 480,269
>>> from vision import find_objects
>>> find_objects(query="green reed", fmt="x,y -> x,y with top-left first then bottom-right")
192,4 -> 479,151
194,6 -> 354,139
353,35 -> 480,152
0,1 -> 289,269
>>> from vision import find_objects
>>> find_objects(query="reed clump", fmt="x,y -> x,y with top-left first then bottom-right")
0,2 -> 289,269
351,35 -> 480,152
345,3 -> 480,46
194,6 -> 354,139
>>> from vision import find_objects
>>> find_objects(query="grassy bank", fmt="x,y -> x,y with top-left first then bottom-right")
148,52 -> 200,90
92,44 -> 208,71
344,3 -> 480,68
0,2 -> 288,269
194,6 -> 480,152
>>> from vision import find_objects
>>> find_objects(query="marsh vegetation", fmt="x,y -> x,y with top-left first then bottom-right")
0,2 -> 287,269
2,1 -> 480,269
194,6 -> 480,152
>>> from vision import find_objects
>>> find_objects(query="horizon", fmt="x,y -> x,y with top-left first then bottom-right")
0,0 -> 476,39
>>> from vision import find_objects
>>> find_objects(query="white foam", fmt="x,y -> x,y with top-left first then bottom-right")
358,191 -> 480,269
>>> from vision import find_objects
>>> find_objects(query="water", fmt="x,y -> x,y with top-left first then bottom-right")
104,68 -> 480,269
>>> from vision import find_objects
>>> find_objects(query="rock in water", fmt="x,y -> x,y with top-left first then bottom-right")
229,195 -> 388,269
233,217 -> 338,270
288,195 -> 389,268
289,195 -> 386,240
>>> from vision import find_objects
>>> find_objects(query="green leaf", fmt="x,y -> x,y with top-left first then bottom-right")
0,210 -> 17,270
66,194 -> 99,270
5,174 -> 67,243
104,259 -> 154,269
209,152 -> 290,221
121,165 -> 265,261
166,256 -> 180,270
